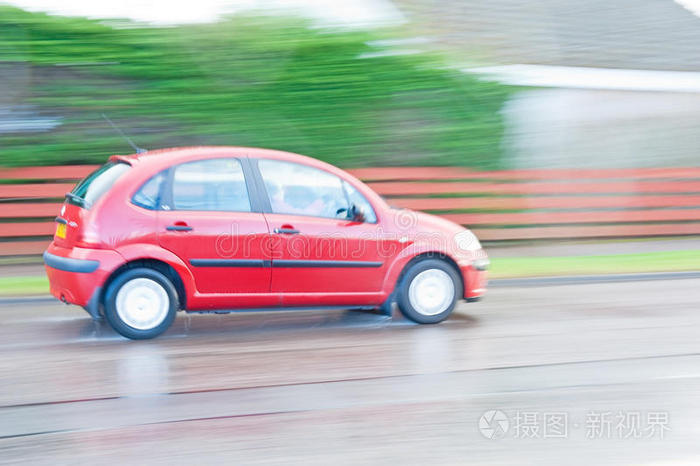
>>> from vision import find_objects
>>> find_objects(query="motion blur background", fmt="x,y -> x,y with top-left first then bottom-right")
0,0 -> 508,168
3,0 -> 700,169
3,1 -> 700,464
4,0 -> 700,257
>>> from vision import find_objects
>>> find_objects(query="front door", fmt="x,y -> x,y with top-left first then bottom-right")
256,158 -> 388,306
157,158 -> 272,299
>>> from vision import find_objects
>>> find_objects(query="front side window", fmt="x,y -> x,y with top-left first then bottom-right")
170,158 -> 251,212
258,159 -> 349,219
69,162 -> 130,208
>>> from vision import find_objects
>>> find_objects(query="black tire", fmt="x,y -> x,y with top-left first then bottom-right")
103,267 -> 179,340
396,258 -> 461,324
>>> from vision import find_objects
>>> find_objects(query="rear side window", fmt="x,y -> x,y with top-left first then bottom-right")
69,162 -> 130,209
170,158 -> 251,212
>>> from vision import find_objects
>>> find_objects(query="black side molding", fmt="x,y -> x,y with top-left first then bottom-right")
273,260 -> 383,268
43,251 -> 100,273
188,259 -> 383,268
190,259 -> 272,268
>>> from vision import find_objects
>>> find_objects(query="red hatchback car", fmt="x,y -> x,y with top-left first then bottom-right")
44,147 -> 488,339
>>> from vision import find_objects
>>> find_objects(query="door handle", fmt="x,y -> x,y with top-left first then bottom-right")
166,225 -> 193,232
274,227 -> 300,234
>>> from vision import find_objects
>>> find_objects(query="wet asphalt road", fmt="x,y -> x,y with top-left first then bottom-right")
2,278 -> 700,465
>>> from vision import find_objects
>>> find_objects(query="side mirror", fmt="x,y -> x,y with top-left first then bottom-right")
348,204 -> 365,222
336,204 -> 365,222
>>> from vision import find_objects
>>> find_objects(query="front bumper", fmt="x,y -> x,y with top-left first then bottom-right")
457,256 -> 489,300
44,243 -> 124,311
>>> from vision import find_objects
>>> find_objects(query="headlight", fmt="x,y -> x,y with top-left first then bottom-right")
454,230 -> 481,252
472,258 -> 490,271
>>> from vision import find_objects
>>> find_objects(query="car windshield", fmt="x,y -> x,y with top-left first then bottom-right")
68,162 -> 130,209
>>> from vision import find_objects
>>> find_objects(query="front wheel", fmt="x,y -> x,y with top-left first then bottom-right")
396,259 -> 461,324
104,267 -> 179,340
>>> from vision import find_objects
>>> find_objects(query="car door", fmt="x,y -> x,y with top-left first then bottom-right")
157,157 -> 272,300
255,158 -> 389,306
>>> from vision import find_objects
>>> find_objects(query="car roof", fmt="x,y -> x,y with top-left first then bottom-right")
111,146 -> 335,172
110,145 -> 389,214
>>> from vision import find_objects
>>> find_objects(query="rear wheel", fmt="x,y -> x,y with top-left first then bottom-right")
396,259 -> 461,324
104,267 -> 178,340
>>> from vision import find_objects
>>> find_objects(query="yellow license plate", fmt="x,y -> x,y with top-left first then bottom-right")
55,223 -> 66,239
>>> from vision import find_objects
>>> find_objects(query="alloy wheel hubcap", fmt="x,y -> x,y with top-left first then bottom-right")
116,278 -> 169,330
408,269 -> 454,316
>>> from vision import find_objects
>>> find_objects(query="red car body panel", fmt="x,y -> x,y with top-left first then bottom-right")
44,147 -> 488,316
157,210 -> 272,294
265,213 -> 392,292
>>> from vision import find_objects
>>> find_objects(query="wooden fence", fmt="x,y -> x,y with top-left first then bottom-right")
2,164 -> 700,256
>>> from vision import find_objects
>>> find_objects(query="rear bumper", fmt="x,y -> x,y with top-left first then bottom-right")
43,251 -> 99,273
44,243 -> 124,309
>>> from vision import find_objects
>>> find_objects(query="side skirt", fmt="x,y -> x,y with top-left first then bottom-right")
185,305 -> 378,315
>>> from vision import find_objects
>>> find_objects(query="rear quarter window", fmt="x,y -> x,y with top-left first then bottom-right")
132,171 -> 166,210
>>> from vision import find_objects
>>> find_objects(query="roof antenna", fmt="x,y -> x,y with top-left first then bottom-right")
101,113 -> 147,154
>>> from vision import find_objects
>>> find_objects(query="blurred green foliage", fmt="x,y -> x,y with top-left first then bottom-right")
0,6 -> 510,168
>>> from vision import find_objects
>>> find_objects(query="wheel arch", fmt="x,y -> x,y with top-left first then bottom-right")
101,258 -> 187,311
101,244 -> 196,311
383,247 -> 464,299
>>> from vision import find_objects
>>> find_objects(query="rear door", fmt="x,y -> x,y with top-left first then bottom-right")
156,157 -> 272,297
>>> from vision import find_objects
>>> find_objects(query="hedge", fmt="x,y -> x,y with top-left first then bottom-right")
0,7 -> 510,168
